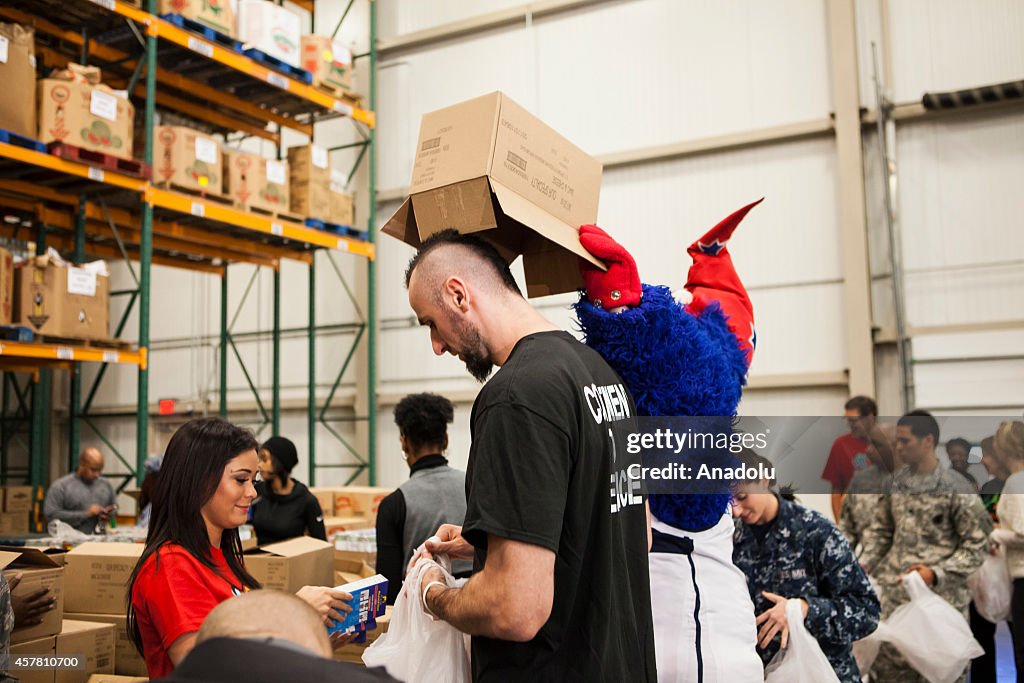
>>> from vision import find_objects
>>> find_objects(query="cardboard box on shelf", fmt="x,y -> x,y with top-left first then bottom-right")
323,516 -> 373,537
309,487 -> 336,515
288,144 -> 330,219
0,246 -> 12,326
56,619 -> 116,683
10,635 -> 57,683
0,546 -> 66,644
333,486 -> 392,520
237,0 -> 301,67
382,91 -> 604,298
300,35 -> 353,92
329,189 -> 354,227
38,64 -> 135,161
158,0 -> 235,38
0,23 -> 37,140
334,548 -> 375,574
223,150 -> 289,214
244,536 -> 333,593
66,613 -> 146,677
14,256 -> 110,341
3,484 -> 34,512
64,542 -> 143,615
0,511 -> 29,535
154,125 -> 223,194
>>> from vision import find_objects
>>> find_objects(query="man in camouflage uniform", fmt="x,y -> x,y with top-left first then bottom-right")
839,422 -> 896,555
860,411 -> 991,683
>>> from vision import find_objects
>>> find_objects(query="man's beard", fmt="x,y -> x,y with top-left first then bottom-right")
446,310 -> 493,382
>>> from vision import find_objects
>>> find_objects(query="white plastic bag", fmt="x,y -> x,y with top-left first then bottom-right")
877,572 -> 983,683
852,628 -> 883,679
764,599 -> 841,683
969,549 -> 1012,623
363,555 -> 470,682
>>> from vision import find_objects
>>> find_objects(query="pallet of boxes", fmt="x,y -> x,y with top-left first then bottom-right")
306,485 -> 393,665
1,545 -> 122,683
63,542 -> 147,679
13,250 -> 110,344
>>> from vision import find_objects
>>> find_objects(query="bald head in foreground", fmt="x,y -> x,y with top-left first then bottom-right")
163,590 -> 397,683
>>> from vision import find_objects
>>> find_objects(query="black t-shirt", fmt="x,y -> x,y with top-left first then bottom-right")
251,480 -> 326,545
463,331 -> 657,682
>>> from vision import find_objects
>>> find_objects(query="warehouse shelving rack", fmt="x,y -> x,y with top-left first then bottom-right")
0,0 -> 379,527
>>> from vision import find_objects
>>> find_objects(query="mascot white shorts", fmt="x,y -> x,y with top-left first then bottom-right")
649,514 -> 763,682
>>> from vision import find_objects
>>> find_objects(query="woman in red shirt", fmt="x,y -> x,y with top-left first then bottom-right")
127,417 -> 352,679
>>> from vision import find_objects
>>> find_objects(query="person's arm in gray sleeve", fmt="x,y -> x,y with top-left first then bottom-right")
103,478 -> 118,508
43,479 -> 90,526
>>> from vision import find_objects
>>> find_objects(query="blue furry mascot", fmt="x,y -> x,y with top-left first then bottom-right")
574,199 -> 764,682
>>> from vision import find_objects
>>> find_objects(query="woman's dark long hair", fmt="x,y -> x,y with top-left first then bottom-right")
127,417 -> 262,654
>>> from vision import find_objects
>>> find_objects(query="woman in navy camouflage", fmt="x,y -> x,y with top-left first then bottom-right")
732,450 -> 880,682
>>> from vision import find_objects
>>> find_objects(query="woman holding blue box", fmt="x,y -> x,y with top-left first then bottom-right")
127,417 -> 354,679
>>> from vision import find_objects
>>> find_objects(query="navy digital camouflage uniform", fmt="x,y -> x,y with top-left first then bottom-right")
859,465 -> 991,683
733,495 -> 880,682
839,465 -> 893,555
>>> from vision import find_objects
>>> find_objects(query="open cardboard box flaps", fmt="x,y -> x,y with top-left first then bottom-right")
383,92 -> 605,298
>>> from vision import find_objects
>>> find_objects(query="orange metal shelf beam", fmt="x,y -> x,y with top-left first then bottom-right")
0,142 -> 147,192
145,186 -> 375,259
0,340 -> 147,370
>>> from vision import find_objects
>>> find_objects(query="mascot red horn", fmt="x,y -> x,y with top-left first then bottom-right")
574,199 -> 764,682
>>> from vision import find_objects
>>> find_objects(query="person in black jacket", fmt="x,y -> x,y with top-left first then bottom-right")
252,436 -> 326,545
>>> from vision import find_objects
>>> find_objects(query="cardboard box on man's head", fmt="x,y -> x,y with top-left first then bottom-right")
382,91 -> 604,298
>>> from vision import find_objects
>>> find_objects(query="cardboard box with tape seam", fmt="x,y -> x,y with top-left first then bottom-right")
244,536 -> 333,593
382,91 -> 605,298
4,484 -> 34,512
332,486 -> 392,520
64,542 -> 142,615
37,64 -> 134,161
65,612 -> 146,677
0,23 -> 37,140
223,149 -> 289,214
154,125 -> 223,195
14,255 -> 110,341
11,634 -> 57,683
56,619 -> 116,683
288,144 -> 330,219
0,546 -> 66,644
158,0 -> 235,38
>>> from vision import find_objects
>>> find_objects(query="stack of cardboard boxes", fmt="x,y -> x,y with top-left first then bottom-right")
0,486 -> 32,535
63,543 -> 148,678
308,485 -> 392,538
223,150 -> 290,214
1,547 -> 117,683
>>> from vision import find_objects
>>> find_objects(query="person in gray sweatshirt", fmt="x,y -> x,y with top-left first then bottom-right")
44,447 -> 116,534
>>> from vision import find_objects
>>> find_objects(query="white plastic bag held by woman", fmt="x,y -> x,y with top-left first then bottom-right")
363,555 -> 470,682
968,546 -> 1011,623
764,598 -> 841,683
879,571 -> 983,683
